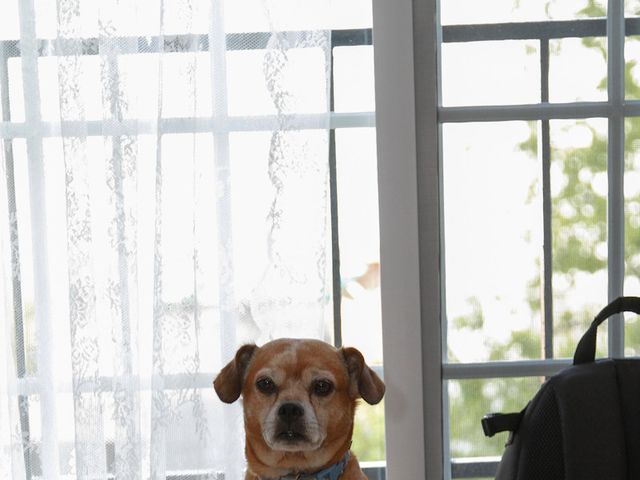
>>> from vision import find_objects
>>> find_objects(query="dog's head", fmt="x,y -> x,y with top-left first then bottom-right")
213,338 -> 385,476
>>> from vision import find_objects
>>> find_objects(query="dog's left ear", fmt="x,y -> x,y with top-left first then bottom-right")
341,347 -> 385,405
214,344 -> 258,403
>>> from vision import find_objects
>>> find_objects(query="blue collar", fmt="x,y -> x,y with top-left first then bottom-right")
275,451 -> 350,480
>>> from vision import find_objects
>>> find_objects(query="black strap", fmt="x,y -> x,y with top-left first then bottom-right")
481,412 -> 523,437
573,296 -> 640,365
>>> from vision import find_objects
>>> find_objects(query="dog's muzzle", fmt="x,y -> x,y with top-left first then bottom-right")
276,402 -> 307,442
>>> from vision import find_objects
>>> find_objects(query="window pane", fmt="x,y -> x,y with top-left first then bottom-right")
549,37 -> 607,103
35,0 -> 164,38
441,41 -> 540,107
8,58 -> 25,122
449,377 -> 544,459
336,128 -> 382,362
224,0 -> 373,33
38,56 -> 102,122
0,0 -> 19,40
159,53 -> 212,118
625,117 -> 640,355
443,122 -> 543,363
9,140 -> 40,377
626,0 -> 640,16
625,36 -> 640,99
335,128 -> 384,462
333,46 -> 375,113
352,400 -> 385,462
228,130 -> 332,338
549,118 -> 608,357
227,48 -> 329,116
440,0 -> 606,26
227,132 -> 274,299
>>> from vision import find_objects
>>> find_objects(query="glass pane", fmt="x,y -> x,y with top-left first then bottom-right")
227,48 -> 329,116
352,400 -> 385,462
333,46 -> 375,113
625,117 -> 640,355
159,53 -> 212,118
440,0 -> 606,26
549,38 -> 607,102
441,41 -> 540,107
37,56 -> 102,122
335,128 -> 384,462
626,0 -> 640,16
224,0 -> 372,33
227,132 -> 274,299
0,0 -> 19,40
449,377 -> 544,459
443,122 -> 543,363
8,58 -> 25,122
625,36 -> 640,99
35,0 -> 178,38
9,140 -> 39,377
549,119 -> 608,358
118,54 -> 162,120
228,130 -> 332,339
337,128 -> 382,362
32,53 -> 213,121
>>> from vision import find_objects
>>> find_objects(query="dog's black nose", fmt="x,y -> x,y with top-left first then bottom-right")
278,402 -> 304,421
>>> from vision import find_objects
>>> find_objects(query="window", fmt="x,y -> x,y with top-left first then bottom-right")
374,0 -> 639,478
0,1 -> 385,478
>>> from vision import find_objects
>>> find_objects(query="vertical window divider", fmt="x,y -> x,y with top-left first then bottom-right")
540,37 -> 554,360
207,2 -> 244,476
328,35 -> 343,348
17,0 -> 62,476
607,0 -> 625,358
208,0 -> 236,354
0,42 -> 32,480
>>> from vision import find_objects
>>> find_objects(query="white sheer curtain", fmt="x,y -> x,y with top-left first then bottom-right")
0,0 -> 332,478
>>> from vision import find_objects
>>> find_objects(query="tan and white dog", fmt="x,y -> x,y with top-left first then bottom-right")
214,338 -> 385,480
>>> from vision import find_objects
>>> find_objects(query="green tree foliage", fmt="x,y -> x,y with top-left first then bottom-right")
351,401 -> 386,462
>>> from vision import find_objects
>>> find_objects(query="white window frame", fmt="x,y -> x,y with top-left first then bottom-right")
373,0 -> 442,478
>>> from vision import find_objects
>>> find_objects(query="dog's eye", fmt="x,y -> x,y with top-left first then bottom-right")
256,377 -> 277,394
312,379 -> 334,396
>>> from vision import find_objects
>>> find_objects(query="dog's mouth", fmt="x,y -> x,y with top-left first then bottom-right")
276,429 -> 307,443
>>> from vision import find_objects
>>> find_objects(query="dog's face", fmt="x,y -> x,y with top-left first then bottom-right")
213,338 -> 384,475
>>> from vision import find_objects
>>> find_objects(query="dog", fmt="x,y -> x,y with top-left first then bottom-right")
214,338 -> 385,479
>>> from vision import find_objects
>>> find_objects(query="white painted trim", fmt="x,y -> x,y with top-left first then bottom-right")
17,0 -> 61,478
373,0 -> 442,478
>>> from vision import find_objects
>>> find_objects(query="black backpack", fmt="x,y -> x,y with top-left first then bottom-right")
482,296 -> 640,480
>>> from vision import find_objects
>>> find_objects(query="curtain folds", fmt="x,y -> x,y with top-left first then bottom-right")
0,0 -> 332,478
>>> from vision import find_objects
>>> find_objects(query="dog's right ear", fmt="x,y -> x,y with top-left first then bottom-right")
213,344 -> 258,403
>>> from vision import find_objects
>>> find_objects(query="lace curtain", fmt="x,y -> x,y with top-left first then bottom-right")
0,0 -> 332,478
